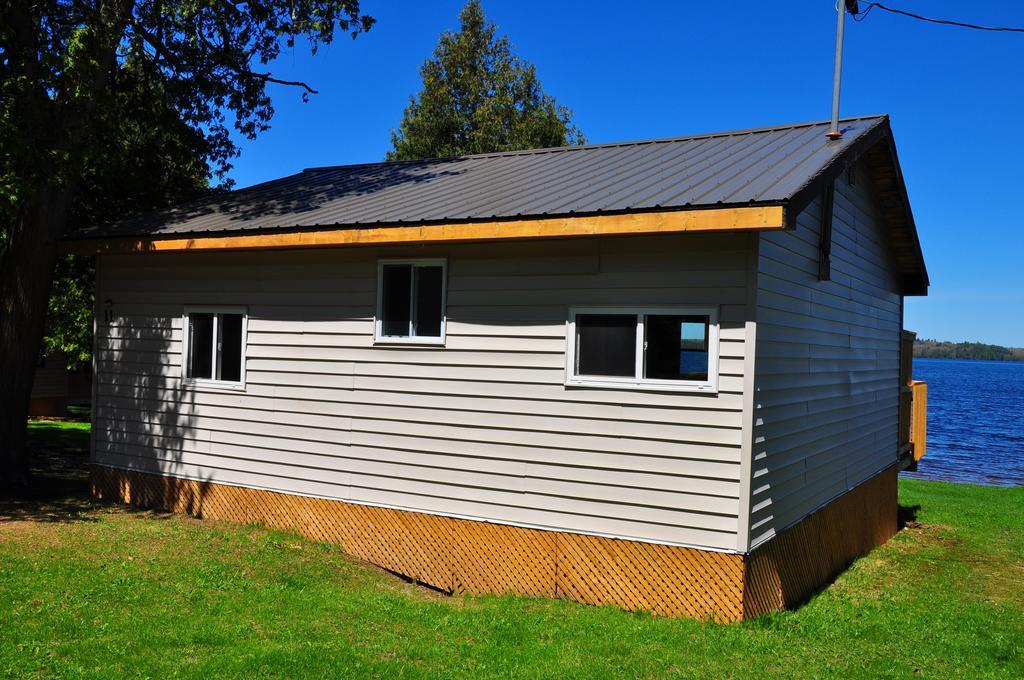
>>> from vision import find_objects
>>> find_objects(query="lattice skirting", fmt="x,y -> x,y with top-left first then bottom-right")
744,465 -> 898,617
90,464 -> 897,621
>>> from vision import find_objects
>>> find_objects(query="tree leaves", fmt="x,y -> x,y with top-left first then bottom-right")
0,1 -> 374,366
0,1 -> 374,241
41,58 -> 217,369
388,0 -> 583,161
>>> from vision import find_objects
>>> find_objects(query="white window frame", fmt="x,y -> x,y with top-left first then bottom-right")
564,306 -> 719,393
374,258 -> 448,346
181,305 -> 248,390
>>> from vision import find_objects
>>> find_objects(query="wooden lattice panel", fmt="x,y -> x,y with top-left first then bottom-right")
449,519 -> 558,597
742,465 -> 898,619
90,466 -> 745,620
556,532 -> 744,621
91,464 -> 898,621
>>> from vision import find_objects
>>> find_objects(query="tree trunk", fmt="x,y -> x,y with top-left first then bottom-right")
0,188 -> 75,491
0,0 -> 132,492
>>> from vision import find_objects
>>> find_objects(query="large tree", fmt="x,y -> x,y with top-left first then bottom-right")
44,58 -> 217,370
0,1 -> 373,489
388,0 -> 583,161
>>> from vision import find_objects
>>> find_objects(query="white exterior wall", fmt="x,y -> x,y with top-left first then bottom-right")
31,352 -> 69,399
748,168 -> 903,549
93,232 -> 755,551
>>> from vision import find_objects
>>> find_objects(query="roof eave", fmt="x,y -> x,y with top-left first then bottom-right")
60,204 -> 788,255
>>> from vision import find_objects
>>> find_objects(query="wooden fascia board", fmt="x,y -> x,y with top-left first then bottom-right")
61,206 -> 786,255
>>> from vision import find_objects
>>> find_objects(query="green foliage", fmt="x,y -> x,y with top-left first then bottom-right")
41,58 -> 219,368
1,0 -> 373,240
915,338 -> 1024,362
1,1 -> 375,371
0,0 -> 374,238
388,0 -> 583,161
4,426 -> 1024,678
43,256 -> 94,367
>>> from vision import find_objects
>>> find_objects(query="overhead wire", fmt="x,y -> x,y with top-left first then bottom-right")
852,2 -> 1024,33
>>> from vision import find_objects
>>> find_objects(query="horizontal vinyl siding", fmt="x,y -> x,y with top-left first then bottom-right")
94,233 -> 753,550
31,354 -> 69,399
749,167 -> 901,549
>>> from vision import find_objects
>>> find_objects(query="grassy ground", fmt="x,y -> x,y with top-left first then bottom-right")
1,421 -> 1022,678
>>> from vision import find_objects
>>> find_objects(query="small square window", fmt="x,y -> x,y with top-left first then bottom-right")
376,259 -> 447,344
184,307 -> 247,387
566,307 -> 718,393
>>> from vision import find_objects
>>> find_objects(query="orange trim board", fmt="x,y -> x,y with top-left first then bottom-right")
91,463 -> 897,621
62,206 -> 786,255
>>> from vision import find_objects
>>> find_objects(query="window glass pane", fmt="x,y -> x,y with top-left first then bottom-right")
188,313 -> 214,379
219,314 -> 243,382
575,314 -> 637,377
381,264 -> 412,336
644,314 -> 709,381
413,265 -> 443,337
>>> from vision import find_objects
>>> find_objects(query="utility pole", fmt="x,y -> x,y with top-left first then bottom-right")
827,1 -> 860,140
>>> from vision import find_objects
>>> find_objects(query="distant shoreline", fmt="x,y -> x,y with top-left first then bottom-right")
914,356 -> 1024,365
914,339 -> 1024,362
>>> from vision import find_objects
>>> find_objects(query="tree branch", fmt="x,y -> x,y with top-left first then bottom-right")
131,19 -> 318,95
249,72 -> 319,94
129,19 -> 187,75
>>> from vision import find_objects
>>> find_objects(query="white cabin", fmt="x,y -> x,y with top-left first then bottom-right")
68,115 -> 928,620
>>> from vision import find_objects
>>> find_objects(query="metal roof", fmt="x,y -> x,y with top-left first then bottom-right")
75,115 -> 893,239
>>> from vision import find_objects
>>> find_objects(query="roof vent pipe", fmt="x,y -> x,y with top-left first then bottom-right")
827,1 -> 859,140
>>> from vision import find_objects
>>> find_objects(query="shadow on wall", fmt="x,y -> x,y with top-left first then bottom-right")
91,305 -> 212,516
88,232 -> 749,521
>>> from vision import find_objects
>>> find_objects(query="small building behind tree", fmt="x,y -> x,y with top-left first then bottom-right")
28,351 -> 69,417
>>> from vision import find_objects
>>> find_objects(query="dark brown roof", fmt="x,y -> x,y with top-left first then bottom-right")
73,114 -> 927,293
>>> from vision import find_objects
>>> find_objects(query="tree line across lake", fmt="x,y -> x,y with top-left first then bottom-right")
914,339 -> 1024,362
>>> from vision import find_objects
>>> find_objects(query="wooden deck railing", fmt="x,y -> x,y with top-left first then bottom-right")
910,380 -> 927,462
899,331 -> 927,470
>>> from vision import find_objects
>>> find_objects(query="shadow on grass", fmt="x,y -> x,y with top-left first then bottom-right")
5,420 -> 201,525
0,421 -> 96,523
898,503 -> 921,529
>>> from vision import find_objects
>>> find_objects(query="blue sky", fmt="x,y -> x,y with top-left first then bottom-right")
227,1 -> 1024,346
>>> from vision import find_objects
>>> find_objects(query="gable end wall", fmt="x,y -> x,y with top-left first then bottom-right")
749,163 -> 903,549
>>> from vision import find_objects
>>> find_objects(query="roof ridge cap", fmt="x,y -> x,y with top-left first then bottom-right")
301,114 -> 890,172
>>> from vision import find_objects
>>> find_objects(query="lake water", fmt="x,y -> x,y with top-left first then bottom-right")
902,358 -> 1024,486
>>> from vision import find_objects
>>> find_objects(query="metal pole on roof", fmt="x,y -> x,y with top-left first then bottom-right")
827,1 -> 858,140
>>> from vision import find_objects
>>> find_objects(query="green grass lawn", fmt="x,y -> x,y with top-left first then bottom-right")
1,421 -> 1022,678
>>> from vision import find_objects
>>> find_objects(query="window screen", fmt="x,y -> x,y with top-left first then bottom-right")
414,265 -> 443,337
187,313 -> 215,380
219,314 -> 244,382
380,264 -> 412,337
644,314 -> 710,381
378,261 -> 445,339
575,314 -> 637,377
